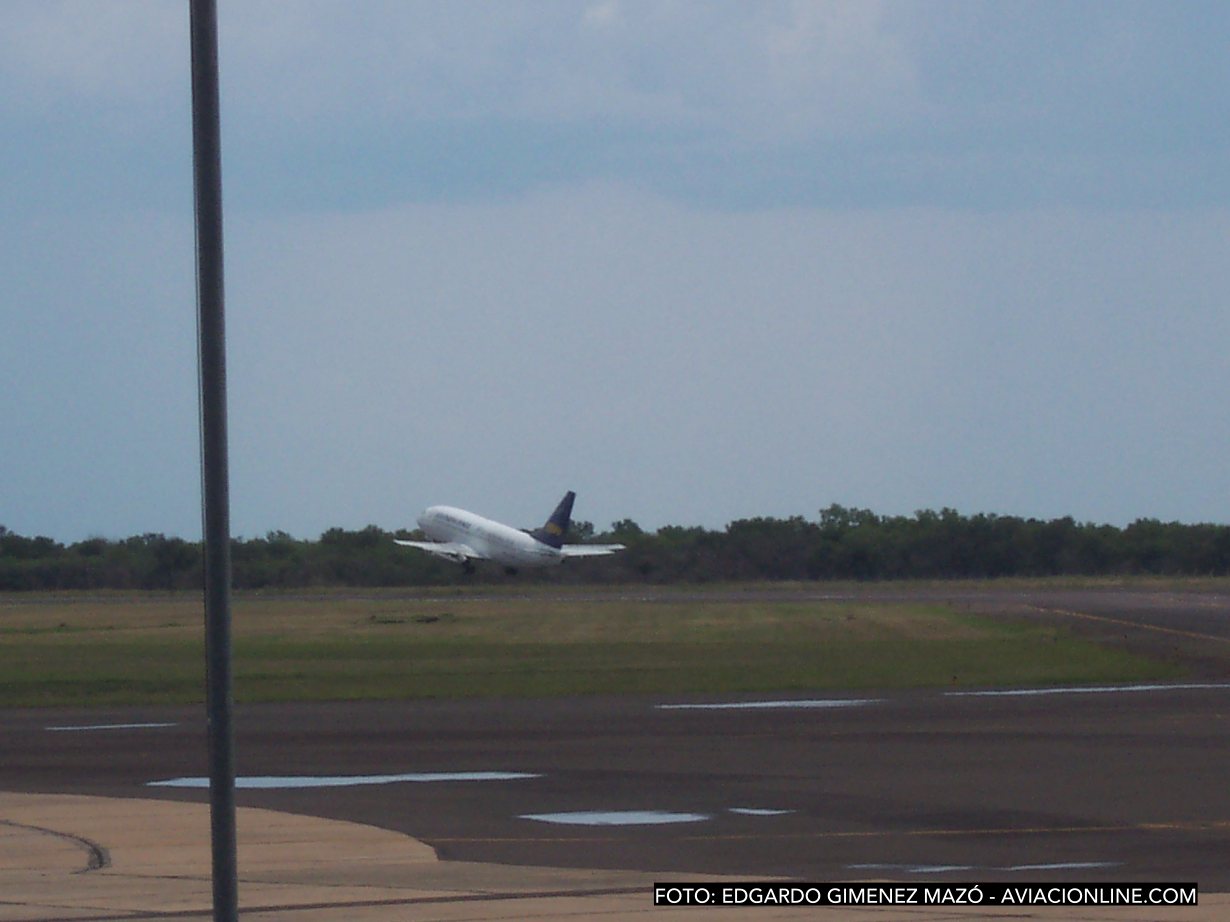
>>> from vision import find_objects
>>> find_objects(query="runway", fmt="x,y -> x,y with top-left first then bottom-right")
4,585 -> 1229,893
5,682 -> 1229,888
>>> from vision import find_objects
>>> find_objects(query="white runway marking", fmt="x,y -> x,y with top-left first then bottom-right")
849,863 -> 975,874
148,771 -> 539,789
521,810 -> 709,826
47,722 -> 177,732
1004,861 -> 1121,871
729,808 -> 793,816
946,682 -> 1230,698
657,698 -> 879,711
849,861 -> 1120,874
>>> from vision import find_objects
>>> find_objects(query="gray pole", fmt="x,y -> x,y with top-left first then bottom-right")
189,1 -> 238,919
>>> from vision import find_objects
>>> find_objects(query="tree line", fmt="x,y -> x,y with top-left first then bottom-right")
3,505 -> 1230,591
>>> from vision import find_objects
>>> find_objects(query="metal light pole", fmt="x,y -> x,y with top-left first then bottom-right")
189,1 -> 238,918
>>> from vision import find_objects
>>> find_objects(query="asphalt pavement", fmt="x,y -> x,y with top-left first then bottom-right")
4,584 -> 1229,919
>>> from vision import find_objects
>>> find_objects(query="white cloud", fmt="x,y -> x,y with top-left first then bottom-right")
4,1 -> 1225,214
583,1 -> 622,31
4,178 -> 1228,538
3,3 -> 1228,542
0,1 -> 918,139
0,1 -> 185,109
212,186 -> 1230,535
758,0 -> 920,136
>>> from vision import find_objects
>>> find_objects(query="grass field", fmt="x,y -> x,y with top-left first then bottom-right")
0,587 -> 1186,707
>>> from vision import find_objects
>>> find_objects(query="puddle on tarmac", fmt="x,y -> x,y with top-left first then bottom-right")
48,722 -> 177,732
657,699 -> 879,711
729,807 -> 793,816
520,810 -> 710,826
148,771 -> 539,789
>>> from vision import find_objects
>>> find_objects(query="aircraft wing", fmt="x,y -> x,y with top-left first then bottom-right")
393,540 -> 487,564
559,543 -> 626,557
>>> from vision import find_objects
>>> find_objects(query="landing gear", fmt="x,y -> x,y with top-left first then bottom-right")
462,560 -> 476,575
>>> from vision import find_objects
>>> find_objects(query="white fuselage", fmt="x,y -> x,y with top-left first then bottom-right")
417,506 -> 564,568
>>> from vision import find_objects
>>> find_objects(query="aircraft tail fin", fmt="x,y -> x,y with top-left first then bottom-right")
530,491 -> 575,549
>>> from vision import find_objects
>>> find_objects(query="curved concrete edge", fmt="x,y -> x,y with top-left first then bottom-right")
1,792 -> 1226,921
0,791 -> 438,870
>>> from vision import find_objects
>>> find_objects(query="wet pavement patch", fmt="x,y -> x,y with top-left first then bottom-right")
148,771 -> 540,789
520,810 -> 710,826
47,722 -> 177,732
657,698 -> 879,710
729,807 -> 793,816
849,861 -> 1120,874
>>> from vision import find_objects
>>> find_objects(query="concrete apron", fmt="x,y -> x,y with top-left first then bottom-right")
1,792 -> 1223,922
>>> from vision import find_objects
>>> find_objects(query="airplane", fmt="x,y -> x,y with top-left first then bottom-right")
395,491 -> 625,573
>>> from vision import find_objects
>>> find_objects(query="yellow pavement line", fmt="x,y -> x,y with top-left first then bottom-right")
1031,606 -> 1230,644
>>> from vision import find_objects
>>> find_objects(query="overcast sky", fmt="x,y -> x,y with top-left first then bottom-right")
3,1 -> 1228,541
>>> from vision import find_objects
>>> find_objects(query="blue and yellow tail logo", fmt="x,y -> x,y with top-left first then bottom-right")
530,491 -> 576,549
